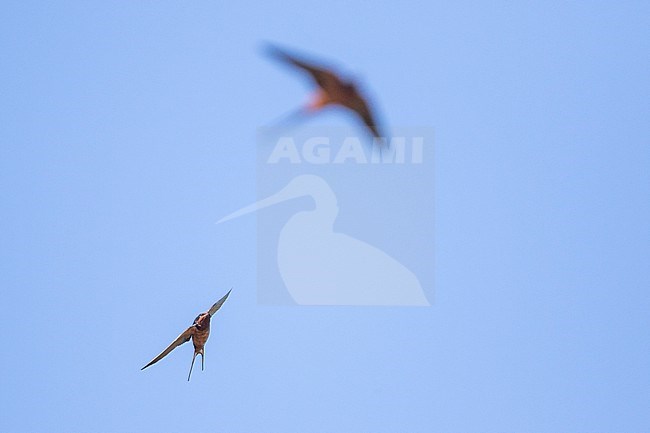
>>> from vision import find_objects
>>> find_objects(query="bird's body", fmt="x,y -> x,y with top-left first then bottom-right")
141,289 -> 231,381
266,44 -> 384,139
187,312 -> 211,366
190,314 -> 210,351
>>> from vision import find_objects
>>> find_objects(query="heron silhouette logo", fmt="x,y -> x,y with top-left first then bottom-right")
219,175 -> 428,305
219,174 -> 429,305
219,126 -> 434,306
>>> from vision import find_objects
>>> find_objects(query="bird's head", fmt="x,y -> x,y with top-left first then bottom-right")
193,313 -> 211,330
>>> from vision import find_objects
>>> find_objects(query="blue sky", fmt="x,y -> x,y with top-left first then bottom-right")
1,1 -> 649,432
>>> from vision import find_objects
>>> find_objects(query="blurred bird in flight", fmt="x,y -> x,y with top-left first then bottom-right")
265,44 -> 385,140
141,289 -> 231,381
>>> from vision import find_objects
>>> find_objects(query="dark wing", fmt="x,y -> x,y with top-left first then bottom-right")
207,288 -> 232,317
265,44 -> 343,91
141,326 -> 195,370
346,93 -> 383,139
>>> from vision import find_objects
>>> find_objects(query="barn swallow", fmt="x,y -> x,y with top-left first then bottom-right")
265,44 -> 385,140
141,289 -> 231,381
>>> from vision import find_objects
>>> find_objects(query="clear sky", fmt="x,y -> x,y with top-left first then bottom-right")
1,1 -> 649,432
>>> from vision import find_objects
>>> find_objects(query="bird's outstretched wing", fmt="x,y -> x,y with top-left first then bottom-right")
265,44 -> 342,91
208,288 -> 232,317
141,326 -> 195,370
347,95 -> 382,139
265,43 -> 386,140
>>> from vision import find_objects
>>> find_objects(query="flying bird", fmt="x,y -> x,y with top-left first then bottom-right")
265,44 -> 385,140
141,289 -> 231,381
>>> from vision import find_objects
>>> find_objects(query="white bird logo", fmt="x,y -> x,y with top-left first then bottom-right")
219,175 -> 429,306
